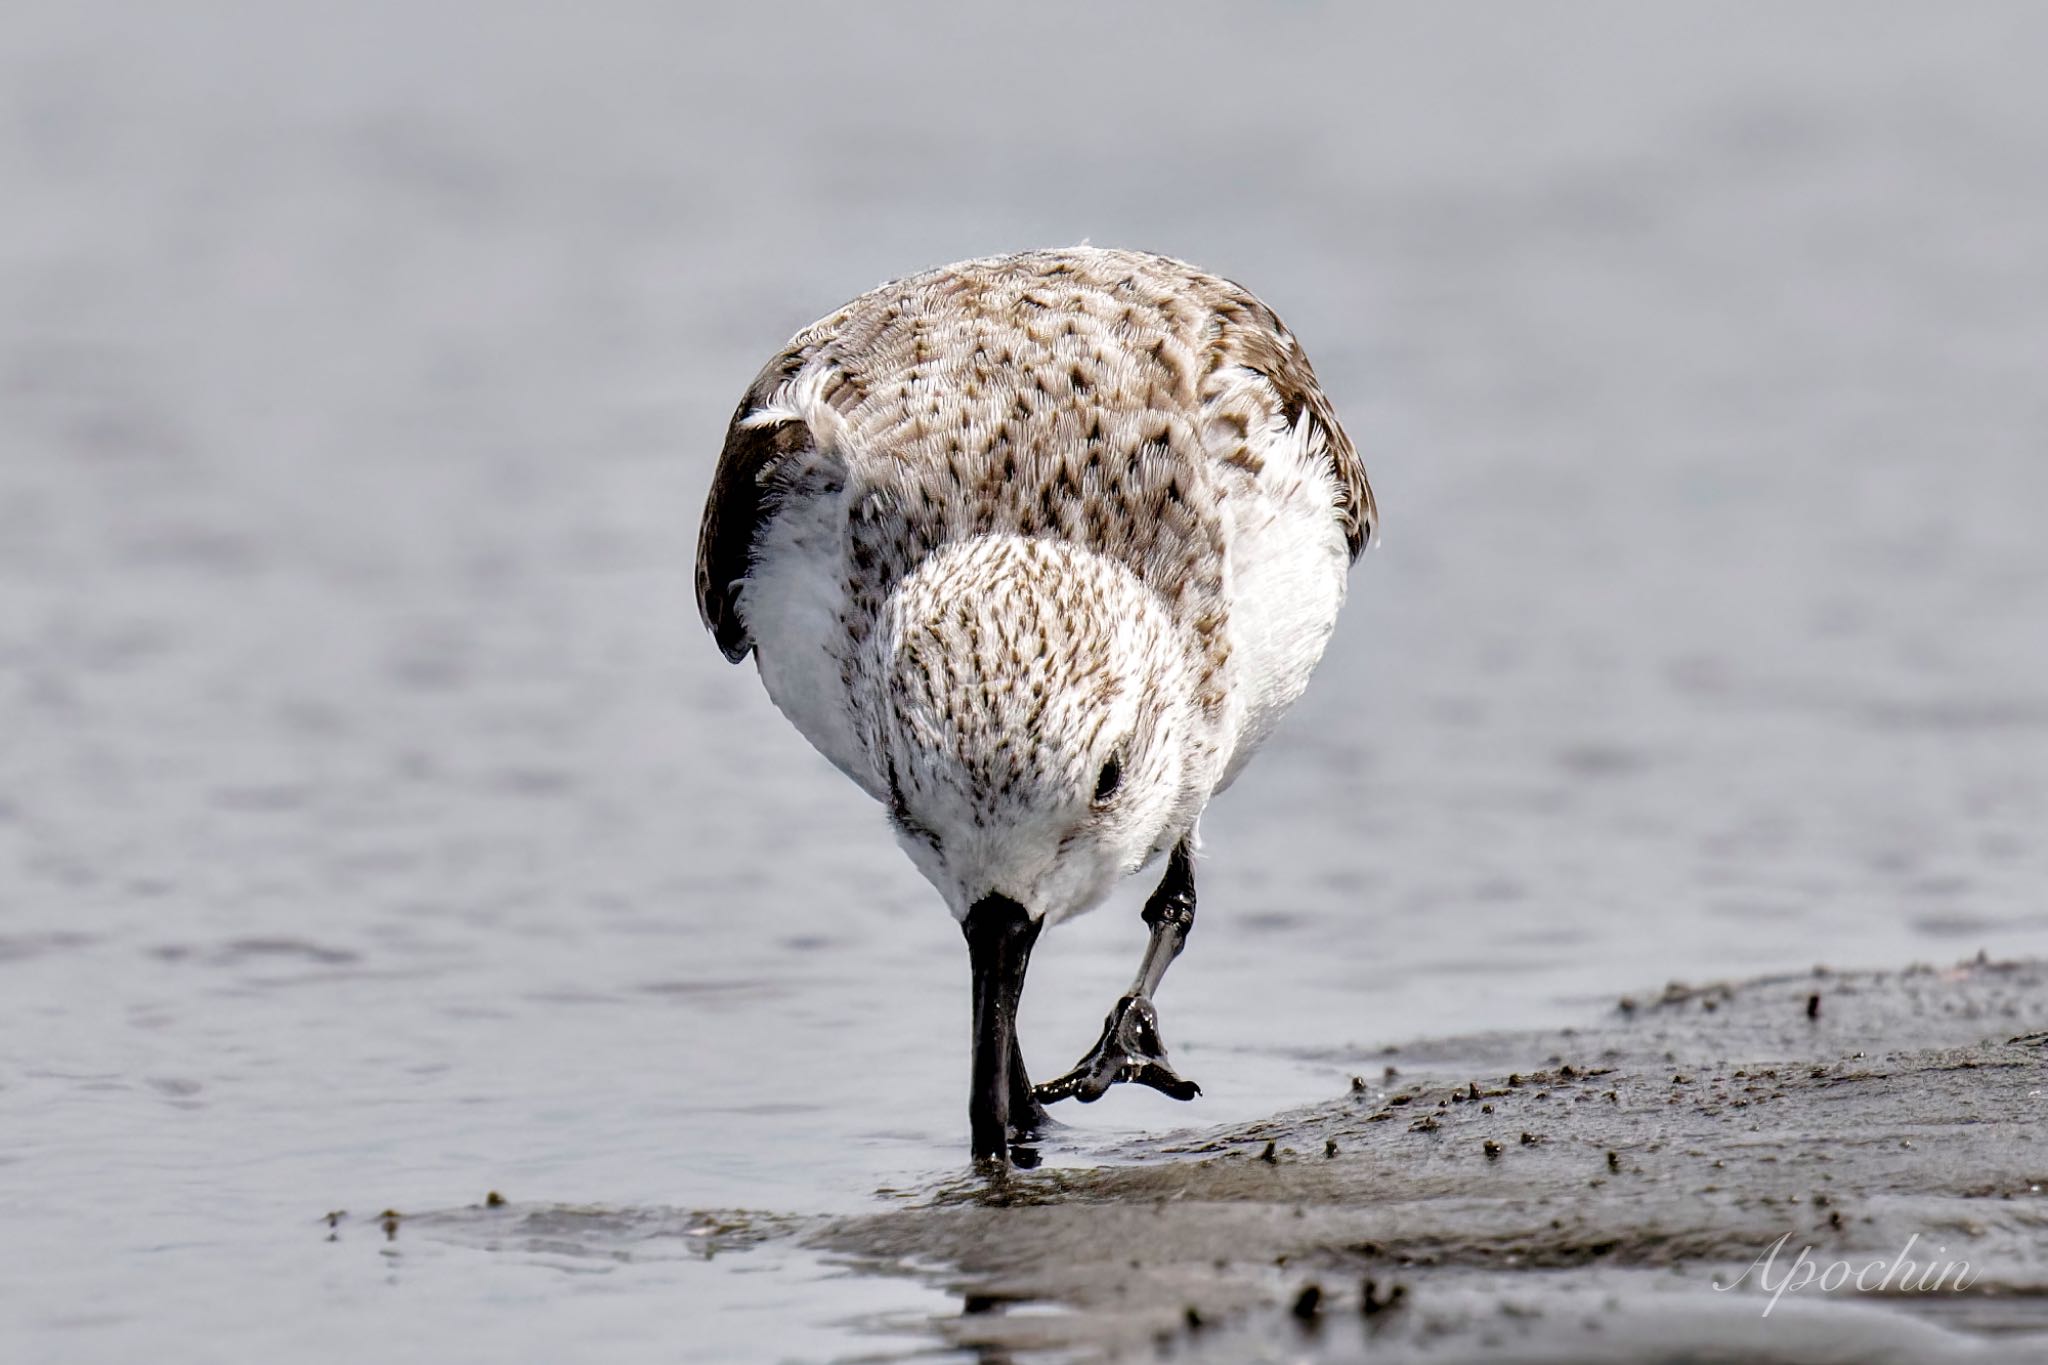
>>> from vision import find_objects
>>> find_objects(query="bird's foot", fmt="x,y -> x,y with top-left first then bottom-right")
1006,1099 -> 1053,1149
970,1113 -> 1056,1173
1032,993 -> 1200,1105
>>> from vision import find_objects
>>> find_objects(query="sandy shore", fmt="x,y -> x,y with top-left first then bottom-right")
802,956 -> 2048,1361
398,956 -> 2048,1361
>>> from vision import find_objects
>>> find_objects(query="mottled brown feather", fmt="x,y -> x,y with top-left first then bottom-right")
1201,282 -> 1377,559
693,248 -> 1372,666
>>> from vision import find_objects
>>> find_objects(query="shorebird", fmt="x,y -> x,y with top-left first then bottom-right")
696,248 -> 1373,1164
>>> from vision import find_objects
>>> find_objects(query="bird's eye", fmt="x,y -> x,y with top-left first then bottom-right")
1093,751 -> 1125,805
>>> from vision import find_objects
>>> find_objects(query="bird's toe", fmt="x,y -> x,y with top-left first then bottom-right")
1033,994 -> 1201,1106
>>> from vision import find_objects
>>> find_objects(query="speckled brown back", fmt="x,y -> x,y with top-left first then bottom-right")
696,247 -> 1371,721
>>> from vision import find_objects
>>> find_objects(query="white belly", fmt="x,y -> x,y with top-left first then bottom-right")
741,494 -> 886,801
1215,450 -> 1351,791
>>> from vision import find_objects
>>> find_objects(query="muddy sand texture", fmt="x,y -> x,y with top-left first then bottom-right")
813,958 -> 2048,1362
407,959 -> 2048,1362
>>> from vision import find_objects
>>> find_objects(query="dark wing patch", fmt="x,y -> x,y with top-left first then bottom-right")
1206,288 -> 1377,561
695,395 -> 814,663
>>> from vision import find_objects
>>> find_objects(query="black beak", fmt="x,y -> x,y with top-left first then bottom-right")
962,893 -> 1040,1163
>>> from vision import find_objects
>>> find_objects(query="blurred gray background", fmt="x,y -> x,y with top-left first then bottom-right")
4,3 -> 2046,1361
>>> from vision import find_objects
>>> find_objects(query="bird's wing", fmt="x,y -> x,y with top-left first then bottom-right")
694,349 -> 813,663
695,250 -> 1375,664
1200,283 -> 1377,561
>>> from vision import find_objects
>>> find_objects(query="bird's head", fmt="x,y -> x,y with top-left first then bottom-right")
866,534 -> 1208,928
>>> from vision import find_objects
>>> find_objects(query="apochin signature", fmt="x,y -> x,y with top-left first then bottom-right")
1716,1233 -> 1977,1317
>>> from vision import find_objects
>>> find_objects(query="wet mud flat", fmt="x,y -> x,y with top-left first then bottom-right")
403,957 -> 2048,1362
815,956 -> 2048,1362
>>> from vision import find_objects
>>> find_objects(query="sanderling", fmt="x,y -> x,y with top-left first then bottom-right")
696,247 -> 1374,1164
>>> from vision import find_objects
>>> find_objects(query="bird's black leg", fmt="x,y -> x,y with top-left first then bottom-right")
1034,841 -> 1201,1106
1004,1031 -> 1050,1166
1009,1031 -> 1050,1127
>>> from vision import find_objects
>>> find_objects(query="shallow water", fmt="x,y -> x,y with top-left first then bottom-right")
4,3 -> 2047,1360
